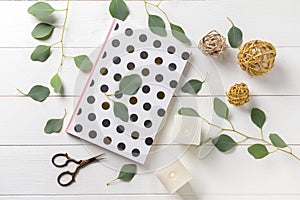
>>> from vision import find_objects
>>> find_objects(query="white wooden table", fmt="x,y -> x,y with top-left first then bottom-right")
1,0 -> 300,199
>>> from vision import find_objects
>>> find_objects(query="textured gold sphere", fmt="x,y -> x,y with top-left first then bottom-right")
238,40 -> 276,76
227,83 -> 250,106
199,30 -> 227,57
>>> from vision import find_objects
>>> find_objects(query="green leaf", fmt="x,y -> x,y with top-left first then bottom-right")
17,85 -> 50,102
74,55 -> 93,72
212,134 -> 237,152
251,108 -> 266,129
31,23 -> 55,40
114,102 -> 129,122
248,144 -> 269,159
28,2 -> 55,19
213,98 -> 229,119
269,133 -> 288,148
170,23 -> 191,46
178,107 -> 200,117
148,15 -> 167,37
50,74 -> 63,93
119,74 -> 142,95
44,110 -> 66,134
31,45 -> 51,62
107,164 -> 137,185
109,0 -> 129,21
181,79 -> 204,94
227,18 -> 243,48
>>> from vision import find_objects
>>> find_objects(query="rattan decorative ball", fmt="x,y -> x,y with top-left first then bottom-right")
238,40 -> 276,76
198,30 -> 227,57
227,83 -> 250,106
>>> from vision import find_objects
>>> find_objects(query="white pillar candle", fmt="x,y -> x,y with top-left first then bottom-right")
155,160 -> 192,193
173,115 -> 202,145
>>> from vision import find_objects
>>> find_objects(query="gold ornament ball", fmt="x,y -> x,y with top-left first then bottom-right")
227,83 -> 250,106
198,30 -> 227,57
238,40 -> 276,76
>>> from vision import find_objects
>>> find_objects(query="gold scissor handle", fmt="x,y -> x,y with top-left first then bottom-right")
57,168 -> 80,187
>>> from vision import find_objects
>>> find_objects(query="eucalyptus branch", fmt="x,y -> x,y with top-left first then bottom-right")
178,98 -> 300,162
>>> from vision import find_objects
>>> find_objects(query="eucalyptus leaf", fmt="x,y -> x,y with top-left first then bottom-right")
148,15 -> 167,37
181,79 -> 204,94
114,102 -> 129,122
227,18 -> 243,48
269,133 -> 288,148
17,85 -> 50,102
107,164 -> 137,185
119,74 -> 142,95
50,73 -> 63,93
44,110 -> 66,134
178,107 -> 200,117
213,98 -> 229,119
170,23 -> 191,46
28,2 -> 55,19
74,55 -> 93,72
109,0 -> 129,21
31,45 -> 51,62
248,144 -> 269,159
212,134 -> 237,152
31,23 -> 55,40
251,108 -> 266,129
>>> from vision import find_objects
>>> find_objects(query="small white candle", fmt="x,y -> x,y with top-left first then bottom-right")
155,160 -> 192,193
173,115 -> 202,145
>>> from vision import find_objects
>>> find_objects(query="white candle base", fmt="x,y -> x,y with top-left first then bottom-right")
155,160 -> 192,193
173,115 -> 202,145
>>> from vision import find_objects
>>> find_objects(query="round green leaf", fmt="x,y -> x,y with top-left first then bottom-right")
74,55 -> 93,72
50,74 -> 63,93
148,15 -> 167,37
109,0 -> 129,21
213,98 -> 229,119
248,144 -> 269,159
227,26 -> 243,48
170,23 -> 191,46
114,101 -> 129,122
178,107 -> 200,117
28,85 -> 50,102
181,79 -> 203,94
119,74 -> 142,95
31,45 -> 51,62
212,134 -> 237,152
28,2 -> 55,19
118,164 -> 137,181
44,118 -> 64,134
31,23 -> 55,40
269,133 -> 288,148
251,108 -> 266,129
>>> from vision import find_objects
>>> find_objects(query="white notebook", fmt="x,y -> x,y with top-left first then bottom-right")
66,19 -> 190,164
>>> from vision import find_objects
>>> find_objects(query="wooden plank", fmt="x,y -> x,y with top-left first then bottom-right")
2,195 -> 300,200
2,47 -> 300,96
1,96 -> 300,145
0,1 -> 299,47
1,145 -> 300,195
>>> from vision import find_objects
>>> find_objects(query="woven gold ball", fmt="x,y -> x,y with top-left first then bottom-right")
198,30 -> 227,57
227,83 -> 250,106
238,40 -> 276,76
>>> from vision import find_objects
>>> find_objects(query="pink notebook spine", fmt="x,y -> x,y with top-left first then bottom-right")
66,19 -> 117,133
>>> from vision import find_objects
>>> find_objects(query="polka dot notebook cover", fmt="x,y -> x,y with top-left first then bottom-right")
66,19 -> 190,164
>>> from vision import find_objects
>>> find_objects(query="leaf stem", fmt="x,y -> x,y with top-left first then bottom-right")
51,41 -> 62,47
144,0 -> 171,23
203,72 -> 209,82
106,178 -> 118,186
62,108 -> 67,120
16,88 -> 28,96
226,17 -> 235,27
55,8 -> 67,12
56,0 -> 70,74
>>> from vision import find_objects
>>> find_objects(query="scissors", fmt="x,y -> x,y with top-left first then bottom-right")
52,153 -> 105,187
